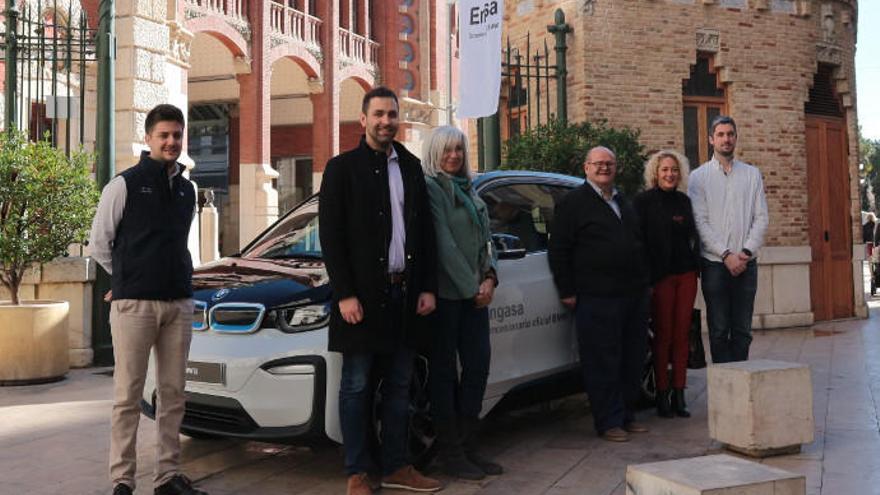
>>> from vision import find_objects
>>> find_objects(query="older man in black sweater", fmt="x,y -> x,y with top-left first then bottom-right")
548,146 -> 651,442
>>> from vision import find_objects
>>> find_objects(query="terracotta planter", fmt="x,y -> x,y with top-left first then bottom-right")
0,301 -> 70,385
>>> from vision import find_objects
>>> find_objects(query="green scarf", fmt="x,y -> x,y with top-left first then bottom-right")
449,175 -> 485,233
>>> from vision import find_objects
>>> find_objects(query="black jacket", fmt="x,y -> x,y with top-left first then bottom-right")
548,183 -> 649,298
633,187 -> 701,284
318,137 -> 437,353
112,152 -> 195,300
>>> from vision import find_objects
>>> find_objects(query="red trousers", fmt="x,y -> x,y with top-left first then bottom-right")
652,271 -> 698,390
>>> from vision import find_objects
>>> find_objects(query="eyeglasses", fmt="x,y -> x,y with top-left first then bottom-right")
587,161 -> 617,169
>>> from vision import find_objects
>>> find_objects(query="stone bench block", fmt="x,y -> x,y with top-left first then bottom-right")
626,454 -> 805,495
708,359 -> 814,457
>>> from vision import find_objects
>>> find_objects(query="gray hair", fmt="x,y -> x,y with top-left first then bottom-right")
421,126 -> 472,178
643,149 -> 690,192
585,146 -> 617,163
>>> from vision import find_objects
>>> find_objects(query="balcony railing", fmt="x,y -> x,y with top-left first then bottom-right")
338,28 -> 378,66
269,2 -> 322,47
185,0 -> 248,22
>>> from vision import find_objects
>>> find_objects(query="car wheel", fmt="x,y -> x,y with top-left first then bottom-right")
371,355 -> 438,470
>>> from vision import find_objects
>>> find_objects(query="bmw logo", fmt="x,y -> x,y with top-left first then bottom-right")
212,288 -> 231,302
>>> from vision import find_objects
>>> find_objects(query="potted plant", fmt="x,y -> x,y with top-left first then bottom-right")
0,130 -> 98,385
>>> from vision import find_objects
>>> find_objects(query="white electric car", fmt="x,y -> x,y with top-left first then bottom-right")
142,171 -> 647,453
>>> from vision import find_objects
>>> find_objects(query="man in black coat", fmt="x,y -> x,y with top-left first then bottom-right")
548,146 -> 651,443
319,87 -> 441,495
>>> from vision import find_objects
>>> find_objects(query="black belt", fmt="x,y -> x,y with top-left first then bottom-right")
387,272 -> 406,285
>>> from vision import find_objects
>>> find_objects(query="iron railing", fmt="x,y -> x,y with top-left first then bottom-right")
1,0 -> 97,153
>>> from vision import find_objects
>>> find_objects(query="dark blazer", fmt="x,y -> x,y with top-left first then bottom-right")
319,137 -> 437,353
548,183 -> 649,298
632,187 -> 701,285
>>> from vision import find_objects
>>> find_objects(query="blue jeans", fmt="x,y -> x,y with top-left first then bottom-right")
339,285 -> 415,476
700,259 -> 758,364
575,290 -> 649,434
428,298 -> 491,422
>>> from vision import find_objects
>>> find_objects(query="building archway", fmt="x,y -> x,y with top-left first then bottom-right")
187,32 -> 244,255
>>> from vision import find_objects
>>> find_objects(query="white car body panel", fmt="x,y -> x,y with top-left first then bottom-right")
140,172 -> 584,445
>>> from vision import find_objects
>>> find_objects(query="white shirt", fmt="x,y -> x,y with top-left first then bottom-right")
387,147 -> 407,273
586,178 -> 621,219
89,163 -> 196,274
687,157 -> 769,262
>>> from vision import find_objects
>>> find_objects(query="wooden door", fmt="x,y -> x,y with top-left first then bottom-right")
806,115 -> 854,321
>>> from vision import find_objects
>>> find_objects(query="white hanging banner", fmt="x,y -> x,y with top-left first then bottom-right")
457,0 -> 504,119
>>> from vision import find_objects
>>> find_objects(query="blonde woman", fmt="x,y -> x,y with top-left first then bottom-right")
421,126 -> 501,480
633,150 -> 700,418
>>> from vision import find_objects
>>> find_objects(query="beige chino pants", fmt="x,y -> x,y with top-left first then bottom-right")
109,298 -> 193,489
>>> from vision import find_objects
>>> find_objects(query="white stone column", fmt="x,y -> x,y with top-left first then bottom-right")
115,0 -> 172,173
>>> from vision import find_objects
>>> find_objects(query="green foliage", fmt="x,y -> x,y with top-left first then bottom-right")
858,131 -> 880,211
502,119 -> 648,197
0,131 -> 98,304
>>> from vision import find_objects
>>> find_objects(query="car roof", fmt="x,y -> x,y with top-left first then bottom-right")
473,170 -> 583,188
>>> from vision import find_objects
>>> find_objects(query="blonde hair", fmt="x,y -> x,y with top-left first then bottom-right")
421,125 -> 472,179
643,149 -> 690,192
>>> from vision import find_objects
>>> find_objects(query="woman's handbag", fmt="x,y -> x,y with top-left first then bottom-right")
687,309 -> 707,369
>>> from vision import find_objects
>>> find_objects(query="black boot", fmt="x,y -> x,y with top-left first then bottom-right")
672,388 -> 691,418
656,389 -> 674,418
461,417 -> 503,475
434,419 -> 485,480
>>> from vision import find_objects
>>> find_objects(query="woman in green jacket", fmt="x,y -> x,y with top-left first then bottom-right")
421,126 -> 501,480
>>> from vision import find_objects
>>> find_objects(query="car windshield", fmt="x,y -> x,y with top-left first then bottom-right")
243,197 -> 322,260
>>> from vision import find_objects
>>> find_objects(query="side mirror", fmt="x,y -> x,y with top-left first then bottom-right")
492,233 -> 526,260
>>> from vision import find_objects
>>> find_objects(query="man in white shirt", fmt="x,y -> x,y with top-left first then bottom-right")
687,116 -> 769,363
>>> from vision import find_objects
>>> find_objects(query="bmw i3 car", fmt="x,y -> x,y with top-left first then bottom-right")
141,171 -> 631,449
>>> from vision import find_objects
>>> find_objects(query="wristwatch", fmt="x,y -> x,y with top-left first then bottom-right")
742,248 -> 753,258
721,249 -> 732,261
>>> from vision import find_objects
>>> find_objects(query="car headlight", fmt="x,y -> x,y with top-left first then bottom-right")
264,302 -> 331,333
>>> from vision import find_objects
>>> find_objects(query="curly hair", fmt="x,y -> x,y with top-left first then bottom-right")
643,149 -> 690,193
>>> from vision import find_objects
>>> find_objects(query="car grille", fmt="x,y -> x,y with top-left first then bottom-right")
208,303 -> 265,333
182,393 -> 259,434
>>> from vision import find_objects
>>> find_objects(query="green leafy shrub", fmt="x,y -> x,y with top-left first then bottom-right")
502,119 -> 648,197
0,131 -> 98,304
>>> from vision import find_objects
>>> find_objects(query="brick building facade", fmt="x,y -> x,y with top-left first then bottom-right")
504,0 -> 863,324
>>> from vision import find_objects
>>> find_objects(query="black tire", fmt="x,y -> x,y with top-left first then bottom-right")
371,355 -> 438,471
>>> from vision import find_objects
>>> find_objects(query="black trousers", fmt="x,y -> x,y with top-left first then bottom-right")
575,290 -> 649,434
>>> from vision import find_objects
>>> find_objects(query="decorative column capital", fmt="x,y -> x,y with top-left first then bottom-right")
166,20 -> 194,68
307,77 -> 324,94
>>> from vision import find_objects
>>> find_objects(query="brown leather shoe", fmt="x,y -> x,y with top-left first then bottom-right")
601,427 -> 630,442
624,421 -> 650,433
346,473 -> 372,495
381,465 -> 443,492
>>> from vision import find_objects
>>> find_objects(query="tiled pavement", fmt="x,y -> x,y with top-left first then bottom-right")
3,295 -> 880,494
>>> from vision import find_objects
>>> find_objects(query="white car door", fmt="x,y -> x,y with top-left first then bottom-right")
478,180 -> 580,400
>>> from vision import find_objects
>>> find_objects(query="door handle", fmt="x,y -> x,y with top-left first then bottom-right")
824,231 -> 829,242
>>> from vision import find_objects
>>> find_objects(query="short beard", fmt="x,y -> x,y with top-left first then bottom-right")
716,148 -> 735,159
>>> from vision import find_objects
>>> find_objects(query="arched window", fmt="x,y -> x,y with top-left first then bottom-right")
682,55 -> 727,168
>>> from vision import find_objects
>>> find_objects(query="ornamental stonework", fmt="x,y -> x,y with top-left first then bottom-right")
696,28 -> 721,53
167,20 -> 194,68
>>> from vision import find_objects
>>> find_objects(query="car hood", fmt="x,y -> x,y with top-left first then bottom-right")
193,257 -> 331,309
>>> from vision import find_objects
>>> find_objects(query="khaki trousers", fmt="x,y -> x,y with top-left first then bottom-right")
109,298 -> 193,489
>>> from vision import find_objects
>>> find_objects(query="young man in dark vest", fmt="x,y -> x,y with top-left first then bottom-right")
90,104 -> 206,495
319,87 -> 442,495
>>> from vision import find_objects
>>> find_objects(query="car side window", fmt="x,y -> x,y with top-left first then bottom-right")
481,183 -> 573,253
